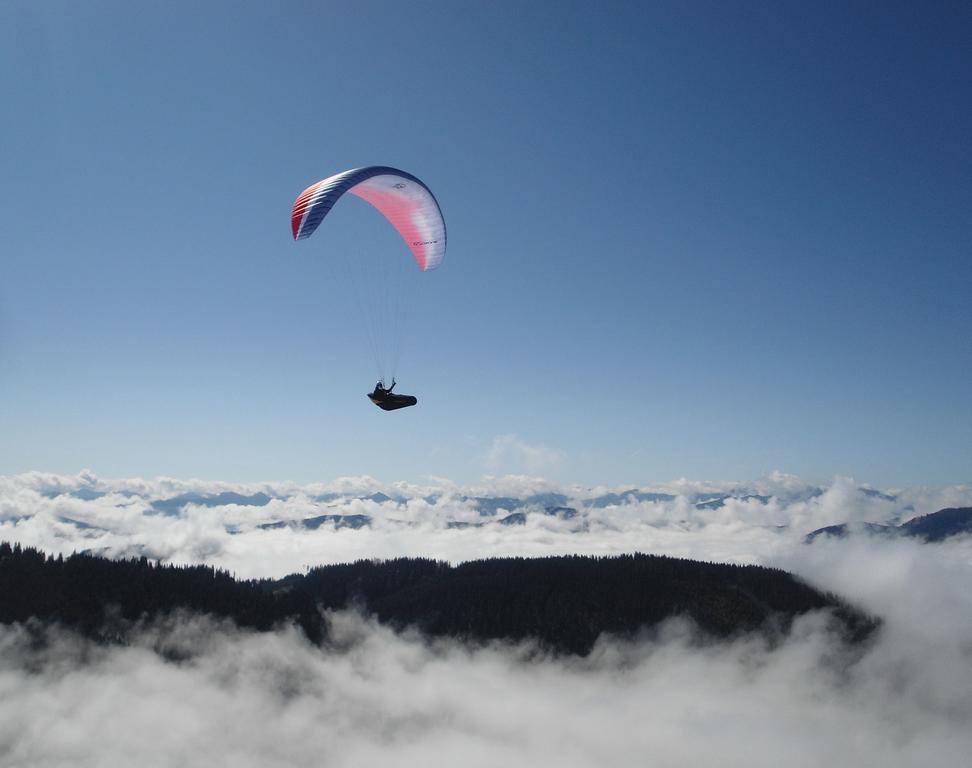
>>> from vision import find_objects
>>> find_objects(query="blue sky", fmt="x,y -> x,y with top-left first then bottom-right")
1,1 -> 969,486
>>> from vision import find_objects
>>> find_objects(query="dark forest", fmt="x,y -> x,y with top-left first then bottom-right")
0,542 -> 877,655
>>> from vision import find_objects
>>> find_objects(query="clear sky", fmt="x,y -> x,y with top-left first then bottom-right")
1,1 -> 969,487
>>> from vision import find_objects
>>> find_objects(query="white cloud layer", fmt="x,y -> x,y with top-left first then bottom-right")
1,470 -> 968,579
2,470 -> 972,766
2,537 -> 972,768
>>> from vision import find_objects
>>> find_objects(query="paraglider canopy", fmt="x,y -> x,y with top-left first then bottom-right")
291,166 -> 446,271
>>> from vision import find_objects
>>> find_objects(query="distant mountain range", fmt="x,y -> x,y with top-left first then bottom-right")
805,507 -> 972,544
259,514 -> 372,531
42,485 -> 817,515
150,491 -> 273,516
219,489 -> 805,532
23,480 -> 921,537
694,494 -> 772,510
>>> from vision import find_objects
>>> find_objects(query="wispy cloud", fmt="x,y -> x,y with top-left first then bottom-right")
481,434 -> 566,477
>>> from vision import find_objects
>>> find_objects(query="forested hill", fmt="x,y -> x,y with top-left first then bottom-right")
0,543 -> 876,655
0,542 -> 324,643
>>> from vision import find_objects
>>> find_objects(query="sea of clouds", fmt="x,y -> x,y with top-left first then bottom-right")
3,469 -> 969,578
2,470 -> 971,766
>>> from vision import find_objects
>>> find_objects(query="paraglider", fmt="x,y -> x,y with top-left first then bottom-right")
368,379 -> 418,411
291,166 -> 445,410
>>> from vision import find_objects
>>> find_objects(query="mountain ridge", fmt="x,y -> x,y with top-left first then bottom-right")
0,543 -> 877,655
805,507 -> 972,543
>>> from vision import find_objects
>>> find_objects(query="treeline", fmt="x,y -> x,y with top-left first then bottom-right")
283,554 -> 876,653
0,542 -> 322,642
0,542 -> 877,654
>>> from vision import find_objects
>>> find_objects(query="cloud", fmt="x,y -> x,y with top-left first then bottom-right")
481,434 -> 566,477
2,538 -> 972,768
2,470 -> 971,579
3,470 -> 972,764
